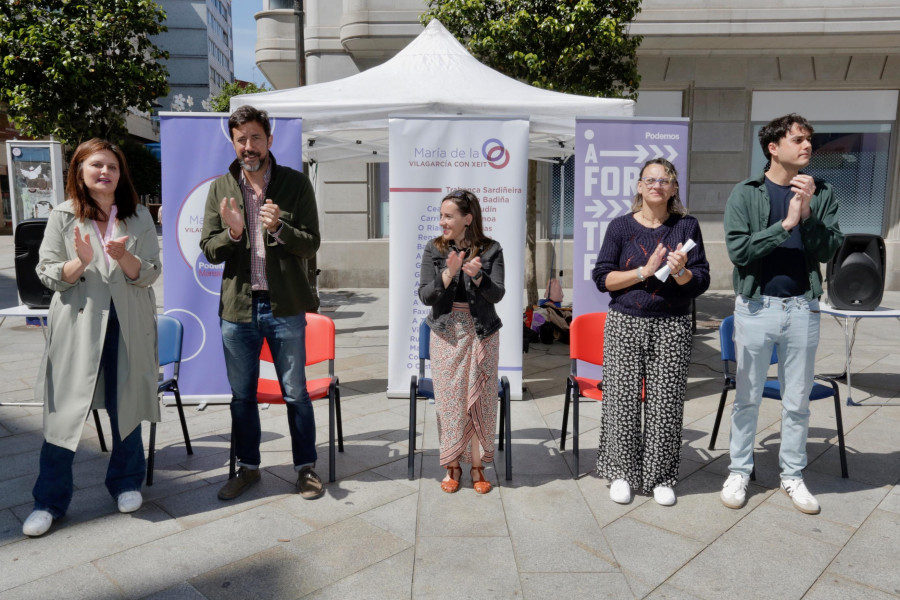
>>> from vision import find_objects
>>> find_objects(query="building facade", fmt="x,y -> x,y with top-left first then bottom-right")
254,0 -> 900,290
155,0 -> 235,110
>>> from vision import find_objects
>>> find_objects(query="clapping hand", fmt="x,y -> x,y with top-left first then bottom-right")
73,225 -> 93,266
666,242 -> 687,275
259,199 -> 281,233
644,243 -> 667,274
105,236 -> 130,261
790,174 -> 815,220
461,255 -> 482,279
219,197 -> 244,238
446,250 -> 466,276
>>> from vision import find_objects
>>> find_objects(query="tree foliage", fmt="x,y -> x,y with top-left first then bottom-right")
207,81 -> 269,113
0,0 -> 170,146
422,0 -> 642,99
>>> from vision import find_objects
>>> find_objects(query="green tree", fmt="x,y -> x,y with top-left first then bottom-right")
422,1 -> 642,306
422,1 -> 641,100
0,0 -> 169,147
206,81 -> 269,113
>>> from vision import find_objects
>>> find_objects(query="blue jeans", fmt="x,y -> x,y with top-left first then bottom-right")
729,295 -> 820,479
33,301 -> 145,518
221,298 -> 316,470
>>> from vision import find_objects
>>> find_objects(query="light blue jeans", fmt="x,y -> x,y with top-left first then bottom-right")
729,295 -> 820,479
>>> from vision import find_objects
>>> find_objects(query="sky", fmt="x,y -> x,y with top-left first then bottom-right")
231,1 -> 271,87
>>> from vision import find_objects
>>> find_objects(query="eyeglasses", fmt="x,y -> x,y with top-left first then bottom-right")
640,177 -> 673,187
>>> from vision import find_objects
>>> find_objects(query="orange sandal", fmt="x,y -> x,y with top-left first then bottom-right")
441,464 -> 462,493
471,466 -> 492,494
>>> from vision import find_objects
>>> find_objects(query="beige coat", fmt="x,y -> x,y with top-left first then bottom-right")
35,201 -> 161,451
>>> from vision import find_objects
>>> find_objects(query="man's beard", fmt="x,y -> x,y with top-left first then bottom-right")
239,151 -> 266,172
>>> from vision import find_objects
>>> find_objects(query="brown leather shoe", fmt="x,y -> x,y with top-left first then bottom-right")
297,466 -> 325,499
218,467 -> 261,500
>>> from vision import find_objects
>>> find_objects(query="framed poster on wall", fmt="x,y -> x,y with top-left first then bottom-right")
5,140 -> 65,229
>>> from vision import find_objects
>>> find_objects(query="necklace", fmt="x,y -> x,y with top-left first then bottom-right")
636,211 -> 665,228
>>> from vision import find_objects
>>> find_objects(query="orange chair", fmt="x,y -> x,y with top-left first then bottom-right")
560,312 -> 645,479
559,312 -> 606,479
227,313 -> 344,483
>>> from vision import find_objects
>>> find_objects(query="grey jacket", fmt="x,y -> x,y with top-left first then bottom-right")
418,239 -> 505,339
35,201 -> 161,450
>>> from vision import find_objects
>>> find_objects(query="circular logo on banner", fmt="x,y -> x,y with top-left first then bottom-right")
163,308 -> 206,362
193,252 -> 224,294
482,138 -> 510,169
176,177 -> 223,296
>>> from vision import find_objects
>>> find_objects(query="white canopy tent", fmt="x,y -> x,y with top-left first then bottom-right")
231,19 -> 634,163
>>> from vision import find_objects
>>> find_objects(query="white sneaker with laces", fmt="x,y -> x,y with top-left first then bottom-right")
781,478 -> 820,514
117,491 -> 143,513
653,486 -> 676,506
22,510 -> 54,537
609,479 -> 632,504
720,472 -> 750,509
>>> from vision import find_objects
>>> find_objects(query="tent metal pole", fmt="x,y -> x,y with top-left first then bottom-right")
559,159 -> 565,288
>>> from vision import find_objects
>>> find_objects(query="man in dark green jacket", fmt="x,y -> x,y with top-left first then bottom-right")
200,105 -> 324,501
720,114 -> 843,516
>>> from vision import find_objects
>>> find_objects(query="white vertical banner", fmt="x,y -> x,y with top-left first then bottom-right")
387,116 -> 528,399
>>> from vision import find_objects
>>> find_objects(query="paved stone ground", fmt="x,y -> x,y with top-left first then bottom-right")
1,233 -> 899,599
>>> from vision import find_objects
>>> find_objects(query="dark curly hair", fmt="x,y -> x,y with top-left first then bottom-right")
759,113 -> 814,160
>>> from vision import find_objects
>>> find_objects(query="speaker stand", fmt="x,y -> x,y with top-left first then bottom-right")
821,303 -> 900,407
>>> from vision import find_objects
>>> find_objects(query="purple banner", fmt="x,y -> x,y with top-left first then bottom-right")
160,114 -> 304,402
573,117 -> 690,377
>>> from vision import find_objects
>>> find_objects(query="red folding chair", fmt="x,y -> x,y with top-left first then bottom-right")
559,312 -> 606,479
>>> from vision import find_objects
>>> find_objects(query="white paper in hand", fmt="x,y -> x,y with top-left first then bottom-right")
655,239 -> 697,281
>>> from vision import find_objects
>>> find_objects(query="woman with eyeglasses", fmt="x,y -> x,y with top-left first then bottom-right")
419,189 -> 505,494
22,139 -> 161,537
592,158 -> 710,506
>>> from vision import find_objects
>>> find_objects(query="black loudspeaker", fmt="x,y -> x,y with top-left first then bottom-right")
826,234 -> 886,311
14,219 -> 54,308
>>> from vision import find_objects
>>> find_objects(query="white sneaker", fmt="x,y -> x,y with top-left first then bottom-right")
653,486 -> 676,506
609,479 -> 632,504
720,472 -> 749,509
117,491 -> 143,513
781,478 -> 820,515
22,510 -> 54,537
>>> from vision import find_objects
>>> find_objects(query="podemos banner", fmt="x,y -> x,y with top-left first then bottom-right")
573,117 -> 690,377
387,116 -> 528,399
160,113 -> 305,403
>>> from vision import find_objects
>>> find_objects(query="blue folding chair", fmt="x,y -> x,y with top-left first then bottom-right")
95,314 -> 193,485
709,315 -> 848,478
407,320 -> 512,481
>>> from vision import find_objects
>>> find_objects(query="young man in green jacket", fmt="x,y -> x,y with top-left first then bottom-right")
721,114 -> 843,515
200,105 -> 324,501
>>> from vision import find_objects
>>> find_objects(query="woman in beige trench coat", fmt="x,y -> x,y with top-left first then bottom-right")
22,139 -> 161,537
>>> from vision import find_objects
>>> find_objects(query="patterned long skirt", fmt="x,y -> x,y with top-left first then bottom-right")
596,310 -> 693,492
431,303 -> 500,466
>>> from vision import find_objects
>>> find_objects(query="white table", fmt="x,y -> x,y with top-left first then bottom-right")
0,304 -> 48,407
820,303 -> 900,406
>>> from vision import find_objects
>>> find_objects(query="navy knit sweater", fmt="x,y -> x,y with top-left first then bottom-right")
592,213 -> 710,318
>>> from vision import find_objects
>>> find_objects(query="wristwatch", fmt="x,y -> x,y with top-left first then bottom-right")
472,271 -> 484,282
